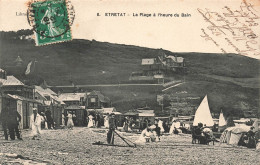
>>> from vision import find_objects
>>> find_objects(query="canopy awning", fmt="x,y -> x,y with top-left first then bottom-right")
124,112 -> 139,116
65,105 -> 85,110
139,113 -> 155,117
7,94 -> 42,104
113,112 -> 122,115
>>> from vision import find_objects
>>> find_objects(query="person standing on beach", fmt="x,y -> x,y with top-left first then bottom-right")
7,109 -> 22,140
67,112 -> 74,129
107,113 -> 116,145
87,114 -> 94,128
0,106 -> 9,140
154,120 -> 161,141
40,112 -> 46,129
104,114 -> 109,128
123,117 -> 129,132
96,113 -> 101,128
30,108 -> 42,140
45,109 -> 54,129
62,113 -> 65,126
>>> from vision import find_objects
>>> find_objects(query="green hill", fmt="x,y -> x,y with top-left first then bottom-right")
0,30 -> 259,117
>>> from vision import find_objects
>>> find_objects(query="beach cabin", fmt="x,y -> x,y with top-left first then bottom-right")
0,70 -> 41,129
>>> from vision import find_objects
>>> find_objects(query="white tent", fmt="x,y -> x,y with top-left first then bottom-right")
220,126 -> 251,145
193,95 -> 214,127
218,110 -> 226,127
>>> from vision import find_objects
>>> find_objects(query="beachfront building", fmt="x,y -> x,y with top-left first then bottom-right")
86,90 -> 111,109
59,92 -> 86,107
34,85 -> 64,127
0,69 -> 41,129
58,92 -> 87,126
123,107 -> 155,130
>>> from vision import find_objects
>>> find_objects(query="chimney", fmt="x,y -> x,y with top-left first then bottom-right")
0,69 -> 7,80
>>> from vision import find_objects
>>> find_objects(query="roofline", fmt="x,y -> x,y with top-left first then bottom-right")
2,84 -> 34,89
7,94 -> 42,104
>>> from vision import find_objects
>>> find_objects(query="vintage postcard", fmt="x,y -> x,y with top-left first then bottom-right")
0,0 -> 259,164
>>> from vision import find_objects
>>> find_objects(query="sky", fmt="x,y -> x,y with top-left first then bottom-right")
0,0 -> 259,59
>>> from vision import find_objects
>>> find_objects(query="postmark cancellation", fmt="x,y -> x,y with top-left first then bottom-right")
27,0 -> 75,46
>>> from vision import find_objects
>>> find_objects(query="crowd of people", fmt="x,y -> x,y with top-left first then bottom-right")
238,126 -> 258,148
60,112 -> 113,130
39,109 -> 55,130
0,105 -> 193,143
135,119 -> 191,143
191,123 -> 215,144
86,113 -> 106,128
0,106 -> 57,141
1,107 -> 259,149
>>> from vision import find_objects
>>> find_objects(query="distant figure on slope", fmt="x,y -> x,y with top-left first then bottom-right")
67,113 -> 74,129
30,108 -> 43,140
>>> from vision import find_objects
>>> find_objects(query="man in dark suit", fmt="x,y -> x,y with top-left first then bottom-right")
45,109 -> 54,129
0,107 -> 9,140
7,108 -> 22,140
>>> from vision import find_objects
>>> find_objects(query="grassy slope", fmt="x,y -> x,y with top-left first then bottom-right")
1,39 -> 159,85
0,34 -> 259,116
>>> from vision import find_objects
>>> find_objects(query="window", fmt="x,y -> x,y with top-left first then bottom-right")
45,96 -> 51,100
90,98 -> 96,102
80,97 -> 84,101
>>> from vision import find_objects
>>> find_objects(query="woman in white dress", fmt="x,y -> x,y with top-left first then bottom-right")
67,113 -> 74,129
30,108 -> 43,139
169,120 -> 176,134
87,115 -> 94,128
136,127 -> 153,143
104,114 -> 109,128
158,120 -> 165,133
123,117 -> 129,132
175,121 -> 182,133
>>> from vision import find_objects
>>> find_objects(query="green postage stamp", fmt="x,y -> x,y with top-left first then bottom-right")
27,0 -> 75,46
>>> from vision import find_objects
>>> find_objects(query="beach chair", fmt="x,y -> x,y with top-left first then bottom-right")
192,127 -> 202,144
